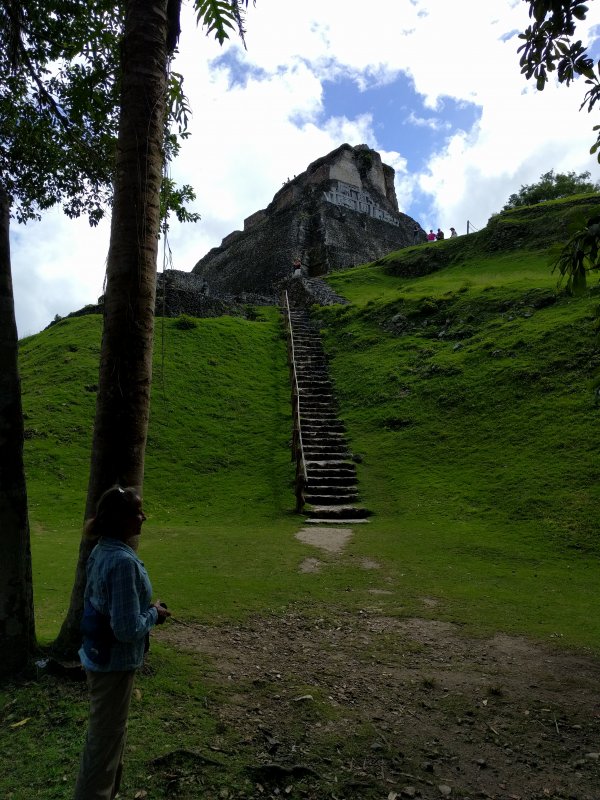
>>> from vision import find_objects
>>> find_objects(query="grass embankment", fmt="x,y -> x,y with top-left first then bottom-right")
21,308 -> 312,636
3,196 -> 600,798
320,231 -> 600,649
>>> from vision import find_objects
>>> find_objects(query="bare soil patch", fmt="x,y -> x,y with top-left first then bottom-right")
298,557 -> 323,574
159,610 -> 600,799
295,526 -> 353,554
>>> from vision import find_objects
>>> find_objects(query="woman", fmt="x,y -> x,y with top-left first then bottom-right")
74,485 -> 170,800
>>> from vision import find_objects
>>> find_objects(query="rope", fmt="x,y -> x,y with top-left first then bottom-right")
157,56 -> 176,411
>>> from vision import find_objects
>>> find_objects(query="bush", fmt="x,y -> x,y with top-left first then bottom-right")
174,314 -> 198,330
502,170 -> 600,211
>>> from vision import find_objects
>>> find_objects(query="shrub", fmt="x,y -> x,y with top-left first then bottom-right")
174,314 -> 198,330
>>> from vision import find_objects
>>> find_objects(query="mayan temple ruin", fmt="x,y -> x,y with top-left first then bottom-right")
57,144 -> 425,325
191,143 -> 423,298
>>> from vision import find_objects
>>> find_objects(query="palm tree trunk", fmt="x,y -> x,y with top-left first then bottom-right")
52,0 -> 169,657
0,183 -> 36,674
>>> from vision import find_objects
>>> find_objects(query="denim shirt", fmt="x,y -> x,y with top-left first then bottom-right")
79,538 -> 158,672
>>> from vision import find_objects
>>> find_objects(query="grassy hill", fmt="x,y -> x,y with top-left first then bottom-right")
5,194 -> 600,800
17,193 -> 600,651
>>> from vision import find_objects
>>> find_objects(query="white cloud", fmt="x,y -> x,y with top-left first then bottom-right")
419,79 -> 599,233
9,0 -> 600,334
12,211 -> 110,337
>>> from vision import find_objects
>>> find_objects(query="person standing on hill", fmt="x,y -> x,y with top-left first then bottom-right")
74,485 -> 170,800
436,228 -> 445,240
427,229 -> 436,242
450,227 -> 457,237
292,257 -> 303,277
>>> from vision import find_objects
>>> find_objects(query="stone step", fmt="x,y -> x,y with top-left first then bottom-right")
297,382 -> 333,391
307,477 -> 357,488
300,415 -> 342,423
302,427 -> 345,437
286,306 -> 369,518
302,424 -> 346,434
302,444 -> 352,458
307,467 -> 357,479
296,369 -> 330,378
304,444 -> 349,454
305,505 -> 371,520
305,487 -> 358,499
305,454 -> 351,463
306,517 -> 370,524
305,483 -> 358,494
299,396 -> 336,404
302,429 -> 348,450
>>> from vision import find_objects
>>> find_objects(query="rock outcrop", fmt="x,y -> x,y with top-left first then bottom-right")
192,143 -> 424,297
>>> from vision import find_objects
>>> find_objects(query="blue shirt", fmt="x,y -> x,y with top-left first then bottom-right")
79,538 -> 158,672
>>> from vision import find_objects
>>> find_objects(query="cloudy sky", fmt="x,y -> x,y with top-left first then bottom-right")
11,0 -> 600,336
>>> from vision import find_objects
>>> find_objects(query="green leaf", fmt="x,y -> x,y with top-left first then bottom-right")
194,0 -> 247,46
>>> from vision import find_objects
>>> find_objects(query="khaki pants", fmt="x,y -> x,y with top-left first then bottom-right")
74,670 -> 136,800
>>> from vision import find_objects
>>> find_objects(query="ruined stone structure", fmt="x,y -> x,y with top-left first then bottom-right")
54,145 -> 424,329
192,143 -> 425,297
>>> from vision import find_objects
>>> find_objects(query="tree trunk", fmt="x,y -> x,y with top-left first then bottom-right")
0,183 -> 36,674
52,0 -> 169,658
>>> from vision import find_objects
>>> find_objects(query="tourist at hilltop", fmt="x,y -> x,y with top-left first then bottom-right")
436,228 -> 445,240
427,230 -> 436,242
450,227 -> 458,237
74,485 -> 170,800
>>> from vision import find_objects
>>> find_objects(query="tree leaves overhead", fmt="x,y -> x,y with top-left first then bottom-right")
518,0 -> 600,160
552,214 -> 600,294
195,0 -> 252,47
0,0 -> 123,224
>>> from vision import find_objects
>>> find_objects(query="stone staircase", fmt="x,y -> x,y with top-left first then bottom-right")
287,307 -> 370,523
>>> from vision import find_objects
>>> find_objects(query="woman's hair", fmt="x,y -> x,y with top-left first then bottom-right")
84,485 -> 141,540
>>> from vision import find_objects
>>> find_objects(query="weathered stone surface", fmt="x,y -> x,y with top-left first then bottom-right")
192,143 -> 424,297
47,269 -> 276,329
155,269 -> 275,318
280,275 -> 349,308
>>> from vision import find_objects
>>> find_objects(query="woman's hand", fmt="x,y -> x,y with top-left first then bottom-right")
152,600 -> 171,624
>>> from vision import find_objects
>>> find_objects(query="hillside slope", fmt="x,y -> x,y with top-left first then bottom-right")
20,309 -> 300,630
18,194 -> 600,650
316,195 -> 600,646
7,194 -> 600,800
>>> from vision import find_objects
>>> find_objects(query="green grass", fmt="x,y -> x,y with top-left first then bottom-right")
17,217 -> 600,649
315,227 -> 600,649
22,309 -> 304,635
4,198 -> 600,798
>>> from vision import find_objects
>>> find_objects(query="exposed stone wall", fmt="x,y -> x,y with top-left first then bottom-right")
323,180 -> 400,226
281,275 -> 350,308
156,270 -> 275,317
318,202 -> 418,270
192,144 -> 424,297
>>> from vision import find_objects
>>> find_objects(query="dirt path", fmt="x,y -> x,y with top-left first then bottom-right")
154,523 -> 600,799
159,607 -> 600,800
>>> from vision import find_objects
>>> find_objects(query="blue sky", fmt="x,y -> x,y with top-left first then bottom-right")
321,78 -> 482,173
10,0 -> 600,336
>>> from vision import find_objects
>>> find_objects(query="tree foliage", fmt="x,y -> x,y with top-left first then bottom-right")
53,0 -> 253,659
503,169 -> 600,210
518,1 -> 600,160
0,1 -> 122,224
552,213 -> 600,293
0,0 -> 124,675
